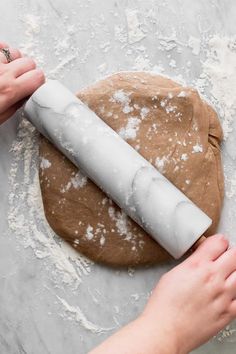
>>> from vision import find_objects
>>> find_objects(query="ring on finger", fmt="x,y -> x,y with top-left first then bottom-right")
0,48 -> 13,63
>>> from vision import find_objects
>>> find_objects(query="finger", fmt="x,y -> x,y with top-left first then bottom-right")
0,47 -> 22,63
0,42 -> 9,48
215,247 -> 236,279
8,57 -> 36,78
15,68 -> 45,102
192,234 -> 229,262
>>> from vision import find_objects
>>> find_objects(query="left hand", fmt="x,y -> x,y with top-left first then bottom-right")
0,41 -> 45,125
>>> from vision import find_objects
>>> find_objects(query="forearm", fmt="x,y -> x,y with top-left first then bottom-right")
90,315 -> 180,354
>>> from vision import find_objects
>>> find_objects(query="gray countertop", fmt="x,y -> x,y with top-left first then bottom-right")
0,0 -> 236,353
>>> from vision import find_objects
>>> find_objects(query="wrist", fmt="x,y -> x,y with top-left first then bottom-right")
137,313 -> 185,354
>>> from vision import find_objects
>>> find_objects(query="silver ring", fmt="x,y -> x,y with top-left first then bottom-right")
0,48 -> 13,63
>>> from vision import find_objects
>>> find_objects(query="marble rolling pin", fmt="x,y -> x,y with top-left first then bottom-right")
24,80 -> 212,259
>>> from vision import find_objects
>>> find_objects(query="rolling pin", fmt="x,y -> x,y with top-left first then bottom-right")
24,80 -> 212,259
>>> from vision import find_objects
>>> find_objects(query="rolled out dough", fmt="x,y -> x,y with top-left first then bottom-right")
39,72 -> 224,267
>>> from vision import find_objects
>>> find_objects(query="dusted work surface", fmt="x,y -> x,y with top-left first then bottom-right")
0,0 -> 236,353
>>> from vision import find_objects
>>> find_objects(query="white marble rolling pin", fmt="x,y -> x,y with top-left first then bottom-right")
24,80 -> 212,259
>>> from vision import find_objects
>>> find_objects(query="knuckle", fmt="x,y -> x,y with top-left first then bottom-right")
188,257 -> 200,269
15,48 -> 21,57
0,41 -> 9,48
4,84 -> 16,102
208,234 -> 229,251
36,69 -> 45,84
212,282 -> 224,297
206,273 -> 226,298
0,76 -> 16,103
203,266 -> 216,283
214,234 -> 228,245
26,57 -> 36,69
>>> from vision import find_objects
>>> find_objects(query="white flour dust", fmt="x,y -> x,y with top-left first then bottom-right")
118,117 -> 141,140
8,118 -> 92,287
56,296 -> 114,334
202,36 -> 236,139
40,157 -> 51,169
216,322 -> 236,343
61,171 -> 88,193
19,11 -> 78,80
125,9 -> 146,44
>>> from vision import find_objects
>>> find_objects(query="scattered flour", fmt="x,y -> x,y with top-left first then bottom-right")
19,11 -> 78,80
177,91 -> 187,98
113,93 -> 150,140
188,36 -> 201,55
100,235 -> 106,246
6,118 -> 116,335
192,143 -> 203,153
61,171 -> 88,193
114,25 -> 127,44
8,118 -> 92,289
169,59 -> 177,68
71,171 -> 88,188
56,296 -> 114,334
125,9 -> 146,44
155,156 -> 169,173
118,117 -> 141,140
40,157 -> 51,170
140,107 -> 150,119
181,153 -> 188,161
216,323 -> 236,343
19,14 -> 45,66
111,89 -> 134,114
133,55 -> 151,71
85,225 -> 94,240
98,62 -> 108,74
158,34 -> 181,52
108,206 -> 133,242
202,36 -> 236,139
224,171 -> 236,199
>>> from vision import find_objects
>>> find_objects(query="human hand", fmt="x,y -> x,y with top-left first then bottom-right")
91,234 -> 236,354
142,234 -> 236,354
0,41 -> 45,125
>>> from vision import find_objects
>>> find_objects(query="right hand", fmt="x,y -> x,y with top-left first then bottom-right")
142,234 -> 236,354
0,41 -> 45,125
90,234 -> 236,354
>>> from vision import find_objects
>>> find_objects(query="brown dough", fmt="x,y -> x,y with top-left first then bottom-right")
39,72 -> 224,267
